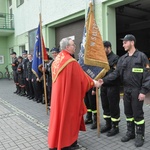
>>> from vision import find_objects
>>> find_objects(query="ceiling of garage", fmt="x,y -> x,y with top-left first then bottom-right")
116,0 -> 150,33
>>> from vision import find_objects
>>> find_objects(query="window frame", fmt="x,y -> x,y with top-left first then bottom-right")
0,55 -> 4,64
16,0 -> 24,7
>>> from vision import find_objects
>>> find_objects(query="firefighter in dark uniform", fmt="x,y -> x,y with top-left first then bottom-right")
42,48 -> 51,105
33,66 -> 43,104
17,56 -> 26,96
31,73 -> 43,103
84,87 -> 97,129
100,34 -> 150,147
10,52 -> 19,93
32,59 -> 43,103
45,55 -> 53,106
22,50 -> 29,97
32,73 -> 38,102
100,41 -> 120,136
26,54 -> 34,100
43,47 -> 60,106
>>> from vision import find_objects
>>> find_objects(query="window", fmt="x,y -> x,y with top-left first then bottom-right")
9,48 -> 13,62
0,55 -> 4,64
29,29 -> 37,54
19,45 -> 25,55
16,0 -> 24,7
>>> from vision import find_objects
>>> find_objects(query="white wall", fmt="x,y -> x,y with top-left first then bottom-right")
14,0 -> 86,36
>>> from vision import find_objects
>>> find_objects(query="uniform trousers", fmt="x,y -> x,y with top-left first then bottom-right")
100,85 -> 120,119
123,87 -> 144,122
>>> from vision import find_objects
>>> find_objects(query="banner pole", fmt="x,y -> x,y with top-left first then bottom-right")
96,87 -> 100,137
39,13 -> 48,115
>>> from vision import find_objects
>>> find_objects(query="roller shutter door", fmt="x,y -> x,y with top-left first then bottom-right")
55,19 -> 85,59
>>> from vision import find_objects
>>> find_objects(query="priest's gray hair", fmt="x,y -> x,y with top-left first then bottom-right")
60,37 -> 72,50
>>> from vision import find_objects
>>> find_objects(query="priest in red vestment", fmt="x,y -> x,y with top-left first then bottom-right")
48,38 -> 101,150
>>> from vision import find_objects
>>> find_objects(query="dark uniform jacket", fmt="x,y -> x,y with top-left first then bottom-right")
17,63 -> 23,74
103,49 -> 150,94
22,58 -> 29,78
12,57 -> 18,71
102,51 -> 120,86
45,59 -> 54,88
17,62 -> 24,85
27,60 -> 33,80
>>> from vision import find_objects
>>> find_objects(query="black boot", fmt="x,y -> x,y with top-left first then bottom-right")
85,112 -> 93,124
20,88 -> 26,96
16,86 -> 21,95
91,113 -> 97,129
107,121 -> 119,137
14,85 -> 18,94
121,121 -> 135,142
101,118 -> 111,133
135,123 -> 145,147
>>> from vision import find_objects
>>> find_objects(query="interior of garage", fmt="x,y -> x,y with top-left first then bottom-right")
116,0 -> 150,59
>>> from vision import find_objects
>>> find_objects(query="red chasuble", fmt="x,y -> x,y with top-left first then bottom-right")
48,50 -> 94,149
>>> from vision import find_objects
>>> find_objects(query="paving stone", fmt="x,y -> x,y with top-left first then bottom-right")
0,79 -> 150,149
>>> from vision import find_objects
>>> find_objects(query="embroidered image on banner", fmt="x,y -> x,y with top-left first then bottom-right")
78,3 -> 109,80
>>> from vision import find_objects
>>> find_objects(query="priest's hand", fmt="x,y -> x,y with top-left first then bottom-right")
93,79 -> 103,88
99,79 -> 104,86
36,78 -> 40,81
138,93 -> 145,101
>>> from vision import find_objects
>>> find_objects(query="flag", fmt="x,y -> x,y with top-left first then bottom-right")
78,3 -> 109,80
42,36 -> 49,62
32,23 -> 48,80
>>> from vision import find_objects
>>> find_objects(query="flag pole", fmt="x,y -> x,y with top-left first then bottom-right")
39,13 -> 48,114
96,87 -> 100,137
91,1 -> 101,138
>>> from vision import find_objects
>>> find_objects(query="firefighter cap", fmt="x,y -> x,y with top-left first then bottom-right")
22,50 -> 28,55
50,47 -> 60,53
121,34 -> 136,43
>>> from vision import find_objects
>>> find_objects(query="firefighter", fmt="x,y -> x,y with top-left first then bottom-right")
99,34 -> 150,147
26,54 -> 34,100
17,56 -> 26,96
10,52 -> 19,93
100,41 -> 120,136
42,48 -> 51,105
22,50 -> 29,97
44,55 -> 53,106
43,47 -> 60,106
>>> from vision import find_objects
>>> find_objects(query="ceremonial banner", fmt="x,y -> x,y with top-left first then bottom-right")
32,23 -> 48,80
78,3 -> 109,80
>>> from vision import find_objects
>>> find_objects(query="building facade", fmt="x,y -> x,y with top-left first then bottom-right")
0,0 -> 150,74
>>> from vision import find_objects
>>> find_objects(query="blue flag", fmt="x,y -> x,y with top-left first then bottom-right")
32,24 -> 43,80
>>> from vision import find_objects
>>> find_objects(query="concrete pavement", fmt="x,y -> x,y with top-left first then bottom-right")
0,79 -> 150,150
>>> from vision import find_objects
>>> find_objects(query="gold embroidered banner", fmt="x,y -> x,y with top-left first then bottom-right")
84,3 -> 110,79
